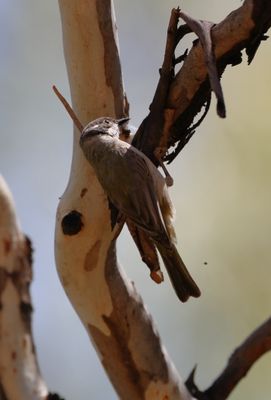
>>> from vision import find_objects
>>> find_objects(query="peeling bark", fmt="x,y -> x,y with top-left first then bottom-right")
134,0 -> 271,164
165,0 -> 271,161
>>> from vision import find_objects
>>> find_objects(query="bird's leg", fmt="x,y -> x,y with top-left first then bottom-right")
155,147 -> 174,187
159,159 -> 174,187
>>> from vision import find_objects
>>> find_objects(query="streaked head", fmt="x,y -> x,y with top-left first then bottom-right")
80,117 -> 130,146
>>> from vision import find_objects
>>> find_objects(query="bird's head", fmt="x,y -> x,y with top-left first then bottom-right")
79,117 -> 130,146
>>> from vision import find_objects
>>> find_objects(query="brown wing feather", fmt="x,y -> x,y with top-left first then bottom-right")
112,147 -> 165,236
89,138 -> 166,238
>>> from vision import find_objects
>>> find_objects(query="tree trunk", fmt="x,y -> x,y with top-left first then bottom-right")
55,1 -> 191,399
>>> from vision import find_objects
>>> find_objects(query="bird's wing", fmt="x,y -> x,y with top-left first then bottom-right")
93,141 -> 166,237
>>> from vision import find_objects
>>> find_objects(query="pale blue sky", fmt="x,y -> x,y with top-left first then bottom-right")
0,1 -> 270,399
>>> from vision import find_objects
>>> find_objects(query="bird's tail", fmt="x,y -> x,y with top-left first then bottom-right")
155,241 -> 201,302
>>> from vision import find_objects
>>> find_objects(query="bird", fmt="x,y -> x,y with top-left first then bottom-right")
79,117 -> 201,302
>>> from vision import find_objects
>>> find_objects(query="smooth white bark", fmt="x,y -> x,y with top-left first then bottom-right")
55,1 -> 190,399
0,175 -> 48,400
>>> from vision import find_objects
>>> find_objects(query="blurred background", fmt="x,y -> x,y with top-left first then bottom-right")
0,0 -> 270,399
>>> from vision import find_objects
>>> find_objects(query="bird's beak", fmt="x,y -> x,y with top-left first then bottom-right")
81,124 -> 101,139
117,117 -> 130,126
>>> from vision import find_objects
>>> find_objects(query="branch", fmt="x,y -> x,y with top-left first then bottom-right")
178,11 -> 226,118
52,85 -> 83,133
0,175 -> 49,399
186,316 -> 271,399
166,0 -> 271,161
205,316 -> 271,399
134,0 -> 271,163
132,8 -> 180,162
55,1 -> 190,398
